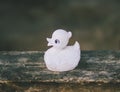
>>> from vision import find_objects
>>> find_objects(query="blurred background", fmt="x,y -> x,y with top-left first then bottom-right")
0,0 -> 120,51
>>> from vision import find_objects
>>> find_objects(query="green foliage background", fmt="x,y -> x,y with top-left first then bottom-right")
0,0 -> 120,50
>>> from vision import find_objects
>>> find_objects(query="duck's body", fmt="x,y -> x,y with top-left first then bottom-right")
44,29 -> 81,72
44,41 -> 80,71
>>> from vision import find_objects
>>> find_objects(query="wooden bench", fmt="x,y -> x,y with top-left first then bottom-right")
0,51 -> 120,92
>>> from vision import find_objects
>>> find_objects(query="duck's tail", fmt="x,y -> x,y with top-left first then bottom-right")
74,41 -> 80,50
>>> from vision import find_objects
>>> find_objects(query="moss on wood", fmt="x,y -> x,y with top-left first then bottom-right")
0,51 -> 119,84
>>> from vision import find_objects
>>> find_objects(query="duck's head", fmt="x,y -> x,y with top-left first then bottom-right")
47,29 -> 72,49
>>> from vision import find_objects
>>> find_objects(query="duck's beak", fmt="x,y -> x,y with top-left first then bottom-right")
46,38 -> 53,46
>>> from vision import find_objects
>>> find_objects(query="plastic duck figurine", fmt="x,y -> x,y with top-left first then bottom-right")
44,29 -> 81,72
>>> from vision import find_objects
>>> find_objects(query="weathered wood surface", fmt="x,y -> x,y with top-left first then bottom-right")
0,50 -> 120,84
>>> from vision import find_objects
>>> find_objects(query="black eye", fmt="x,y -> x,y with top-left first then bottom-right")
55,39 -> 60,44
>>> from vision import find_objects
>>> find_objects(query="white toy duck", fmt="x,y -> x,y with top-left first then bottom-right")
44,29 -> 81,72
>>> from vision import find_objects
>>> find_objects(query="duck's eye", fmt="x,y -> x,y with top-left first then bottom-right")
55,39 -> 60,44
